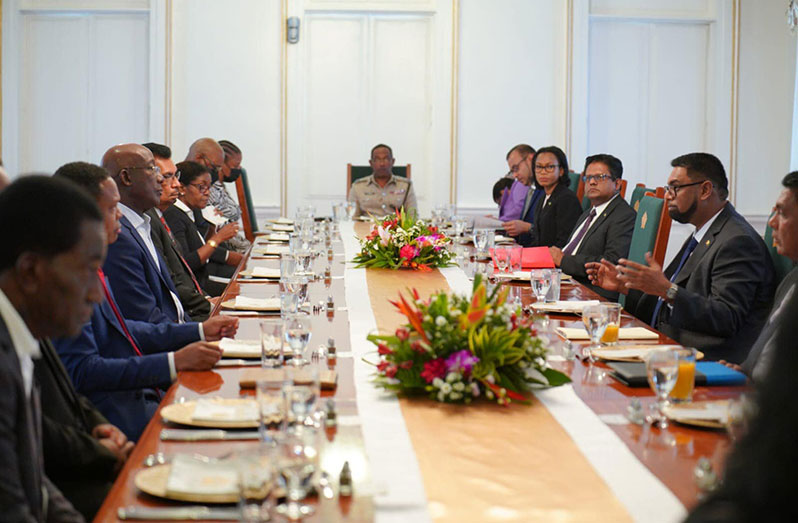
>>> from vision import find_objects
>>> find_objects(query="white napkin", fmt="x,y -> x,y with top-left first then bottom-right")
663,402 -> 728,422
494,235 -> 515,244
267,233 -> 290,242
233,296 -> 281,310
219,338 -> 261,357
191,399 -> 259,422
253,244 -> 289,255
558,327 -> 659,340
592,346 -> 663,361
250,267 -> 281,278
165,454 -> 238,496
270,224 -> 294,232
269,217 -> 293,225
531,300 -> 600,313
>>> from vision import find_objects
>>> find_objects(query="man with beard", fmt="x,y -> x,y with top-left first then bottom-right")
586,153 -> 774,363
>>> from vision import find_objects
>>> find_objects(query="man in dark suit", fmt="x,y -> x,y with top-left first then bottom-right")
551,154 -> 636,299
143,142 -> 212,321
52,162 -> 229,441
732,172 -> 798,381
501,144 -> 544,243
587,153 -> 775,363
0,176 -> 98,521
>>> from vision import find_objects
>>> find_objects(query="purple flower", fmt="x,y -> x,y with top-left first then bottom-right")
445,350 -> 479,375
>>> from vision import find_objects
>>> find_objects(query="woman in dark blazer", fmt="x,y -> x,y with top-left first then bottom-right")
527,146 -> 582,248
163,161 -> 242,296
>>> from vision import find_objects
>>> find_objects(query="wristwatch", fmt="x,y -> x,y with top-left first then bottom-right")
665,283 -> 678,301
208,239 -> 218,248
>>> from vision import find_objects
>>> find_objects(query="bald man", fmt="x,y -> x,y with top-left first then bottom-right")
0,162 -> 10,191
100,144 -> 193,324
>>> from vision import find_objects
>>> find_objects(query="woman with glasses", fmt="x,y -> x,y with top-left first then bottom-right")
522,145 -> 582,248
163,161 -> 243,296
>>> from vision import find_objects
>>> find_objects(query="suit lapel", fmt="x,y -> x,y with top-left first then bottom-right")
672,205 -> 731,286
120,215 -> 175,294
579,196 -> 620,245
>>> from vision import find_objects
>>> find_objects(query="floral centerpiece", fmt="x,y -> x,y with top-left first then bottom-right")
352,208 -> 454,270
367,274 -> 570,405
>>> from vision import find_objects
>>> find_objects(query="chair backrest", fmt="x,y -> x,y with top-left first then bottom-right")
629,183 -> 657,213
579,178 -> 628,211
764,222 -> 797,285
346,164 -> 411,198
619,191 -> 671,306
567,171 -> 580,193
234,168 -> 258,242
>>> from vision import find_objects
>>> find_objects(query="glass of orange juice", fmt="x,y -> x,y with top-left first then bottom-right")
669,347 -> 697,403
600,303 -> 622,344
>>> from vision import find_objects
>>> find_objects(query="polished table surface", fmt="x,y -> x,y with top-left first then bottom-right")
94,234 -> 742,521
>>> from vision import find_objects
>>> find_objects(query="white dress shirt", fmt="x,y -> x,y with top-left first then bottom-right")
568,194 -> 619,255
0,288 -> 40,398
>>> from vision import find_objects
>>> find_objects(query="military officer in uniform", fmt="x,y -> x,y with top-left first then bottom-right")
348,144 -> 417,217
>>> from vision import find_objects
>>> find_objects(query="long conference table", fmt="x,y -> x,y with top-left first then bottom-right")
94,220 -> 743,522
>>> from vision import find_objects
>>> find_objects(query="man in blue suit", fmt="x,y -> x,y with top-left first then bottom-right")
52,162 -> 236,440
100,143 -> 191,324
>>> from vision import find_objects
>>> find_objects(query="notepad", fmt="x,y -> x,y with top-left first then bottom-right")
165,454 -> 239,497
250,267 -> 281,278
218,338 -> 261,357
531,300 -> 600,313
191,399 -> 259,422
233,296 -> 281,310
201,207 -> 228,226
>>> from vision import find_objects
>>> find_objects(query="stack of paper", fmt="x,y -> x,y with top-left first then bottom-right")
191,399 -> 259,423
557,327 -> 659,340
233,296 -> 281,310
165,454 -> 238,497
250,267 -> 281,278
218,338 -> 261,357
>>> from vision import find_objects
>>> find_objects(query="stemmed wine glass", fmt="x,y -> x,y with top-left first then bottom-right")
284,313 -> 312,366
530,269 -> 553,302
275,428 -> 319,519
345,201 -> 356,220
473,229 -> 489,258
581,304 -> 609,362
645,347 -> 680,429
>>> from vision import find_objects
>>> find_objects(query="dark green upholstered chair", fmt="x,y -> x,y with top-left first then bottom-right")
346,164 -> 411,198
629,183 -> 657,213
567,171 -> 580,193
764,222 -> 797,286
234,168 -> 258,241
619,192 -> 671,306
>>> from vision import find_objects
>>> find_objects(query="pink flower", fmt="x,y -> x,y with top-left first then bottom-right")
421,358 -> 447,383
399,245 -> 419,260
395,327 -> 410,341
377,226 -> 391,247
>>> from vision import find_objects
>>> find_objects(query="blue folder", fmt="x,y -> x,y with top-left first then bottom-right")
607,361 -> 747,388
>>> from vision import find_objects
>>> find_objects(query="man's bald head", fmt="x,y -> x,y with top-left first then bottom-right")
0,164 -> 10,192
186,138 -> 224,181
101,143 -> 162,214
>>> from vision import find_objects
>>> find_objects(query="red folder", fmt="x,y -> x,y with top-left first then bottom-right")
521,247 -> 555,269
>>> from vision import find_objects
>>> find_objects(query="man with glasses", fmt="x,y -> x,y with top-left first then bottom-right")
551,154 -> 635,300
100,143 -> 193,324
142,142 -> 212,321
501,144 -> 543,240
587,152 -> 775,363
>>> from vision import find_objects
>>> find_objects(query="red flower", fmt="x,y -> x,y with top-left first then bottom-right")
411,340 -> 426,353
384,365 -> 398,378
399,360 -> 413,369
378,344 -> 393,355
395,327 -> 409,341
421,358 -> 447,383
400,245 -> 419,261
377,361 -> 389,372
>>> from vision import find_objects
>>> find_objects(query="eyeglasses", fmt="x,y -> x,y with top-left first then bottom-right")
187,182 -> 211,193
121,165 -> 161,175
582,173 -> 613,183
508,155 -> 528,175
535,163 -> 560,173
161,171 -> 180,181
662,180 -> 708,196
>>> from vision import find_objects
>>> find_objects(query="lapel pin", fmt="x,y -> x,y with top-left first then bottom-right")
705,240 -> 710,246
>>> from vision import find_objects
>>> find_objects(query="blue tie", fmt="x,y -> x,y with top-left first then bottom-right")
650,236 -> 699,326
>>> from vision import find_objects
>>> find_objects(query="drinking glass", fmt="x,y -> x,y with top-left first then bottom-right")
669,347 -> 697,403
599,303 -> 622,344
645,347 -> 680,429
509,246 -> 523,274
345,201 -> 356,220
530,269 -> 553,302
237,448 -> 275,523
581,304 -> 609,362
256,378 -> 284,439
453,216 -> 468,239
283,275 -> 309,308
295,205 -> 315,220
283,385 -> 316,427
294,249 -> 314,276
494,247 -> 509,273
280,253 -> 297,279
275,428 -> 319,519
260,320 -> 285,368
280,291 -> 299,317
284,313 -> 312,366
332,203 -> 345,222
473,228 -> 489,258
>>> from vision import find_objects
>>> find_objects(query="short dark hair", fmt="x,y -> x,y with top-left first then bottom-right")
492,177 -> 514,203
53,162 -> 110,199
218,140 -> 241,158
584,154 -> 623,180
370,144 -> 393,158
142,142 -> 172,160
531,146 -> 570,189
0,175 -> 102,272
671,152 -> 728,199
506,144 -> 535,161
175,160 -> 210,186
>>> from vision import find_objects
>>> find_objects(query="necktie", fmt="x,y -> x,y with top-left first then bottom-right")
562,208 -> 597,255
159,216 -> 205,294
650,236 -> 699,326
520,187 -> 535,219
98,269 -> 143,357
